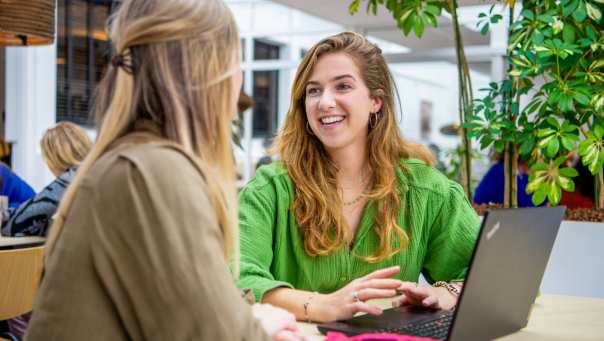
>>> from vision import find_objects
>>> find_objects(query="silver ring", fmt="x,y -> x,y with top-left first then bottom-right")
352,291 -> 361,302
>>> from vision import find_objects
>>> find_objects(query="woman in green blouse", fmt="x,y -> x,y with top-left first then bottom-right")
238,32 -> 480,323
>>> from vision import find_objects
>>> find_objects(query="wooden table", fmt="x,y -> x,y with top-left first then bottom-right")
0,235 -> 45,249
297,294 -> 604,340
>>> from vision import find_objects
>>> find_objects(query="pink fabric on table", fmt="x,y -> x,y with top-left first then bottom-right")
325,332 -> 437,341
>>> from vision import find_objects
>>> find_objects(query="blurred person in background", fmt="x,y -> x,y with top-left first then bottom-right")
0,162 -> 35,209
2,122 -> 93,237
25,1 -> 305,340
473,152 -> 540,207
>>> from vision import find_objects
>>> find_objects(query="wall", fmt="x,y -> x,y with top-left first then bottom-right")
5,45 -> 56,191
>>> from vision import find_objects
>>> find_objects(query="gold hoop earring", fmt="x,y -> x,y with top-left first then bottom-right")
369,112 -> 379,129
306,121 -> 315,136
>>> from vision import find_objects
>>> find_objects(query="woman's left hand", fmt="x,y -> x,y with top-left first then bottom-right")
393,282 -> 457,311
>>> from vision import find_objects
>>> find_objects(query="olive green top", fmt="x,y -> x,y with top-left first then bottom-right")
237,159 -> 480,302
26,131 -> 269,341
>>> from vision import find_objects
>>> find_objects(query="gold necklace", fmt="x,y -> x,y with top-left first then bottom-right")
343,193 -> 365,206
342,180 -> 370,206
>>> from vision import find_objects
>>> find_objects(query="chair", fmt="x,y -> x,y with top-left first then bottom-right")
0,246 -> 44,340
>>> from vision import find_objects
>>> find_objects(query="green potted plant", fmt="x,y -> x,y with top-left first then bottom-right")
469,0 -> 603,221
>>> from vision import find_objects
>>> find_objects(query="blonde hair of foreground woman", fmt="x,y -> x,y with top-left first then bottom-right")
46,0 -> 242,270
277,31 -> 435,262
40,121 -> 93,176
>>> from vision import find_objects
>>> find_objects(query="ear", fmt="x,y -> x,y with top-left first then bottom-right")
370,95 -> 383,114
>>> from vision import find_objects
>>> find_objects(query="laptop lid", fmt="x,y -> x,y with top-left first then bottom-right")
448,206 -> 565,341
317,206 -> 565,340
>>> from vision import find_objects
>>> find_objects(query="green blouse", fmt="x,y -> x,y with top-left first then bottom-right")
237,159 -> 480,302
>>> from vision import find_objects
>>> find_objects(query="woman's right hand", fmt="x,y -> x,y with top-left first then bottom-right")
251,303 -> 307,341
312,266 -> 403,322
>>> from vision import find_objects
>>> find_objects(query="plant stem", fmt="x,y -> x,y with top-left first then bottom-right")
450,0 -> 473,200
504,146 -> 510,208
598,168 -> 604,209
512,142 -> 519,208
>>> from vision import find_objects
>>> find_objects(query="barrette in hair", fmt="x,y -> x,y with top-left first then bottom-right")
111,50 -> 134,75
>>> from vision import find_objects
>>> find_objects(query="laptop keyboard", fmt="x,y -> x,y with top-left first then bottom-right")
375,314 -> 453,340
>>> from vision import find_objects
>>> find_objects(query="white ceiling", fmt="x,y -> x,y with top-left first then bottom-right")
269,0 -> 500,74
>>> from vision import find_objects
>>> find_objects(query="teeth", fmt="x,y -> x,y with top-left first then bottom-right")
320,116 -> 344,124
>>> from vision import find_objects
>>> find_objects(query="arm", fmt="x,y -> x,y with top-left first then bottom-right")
88,151 -> 270,341
423,181 -> 480,283
1,166 -> 35,208
238,175 -> 402,322
2,171 -> 72,236
237,181 -> 294,302
263,267 -> 402,323
396,181 -> 480,310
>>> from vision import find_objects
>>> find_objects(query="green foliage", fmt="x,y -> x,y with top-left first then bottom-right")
579,123 -> 604,173
526,156 -> 579,205
469,0 -> 604,206
477,4 -> 504,35
349,0 -> 446,38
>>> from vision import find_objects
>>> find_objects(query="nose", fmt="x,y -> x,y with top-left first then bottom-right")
318,89 -> 336,113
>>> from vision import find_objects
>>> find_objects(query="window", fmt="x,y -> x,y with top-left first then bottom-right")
56,0 -> 116,126
252,71 -> 279,137
252,40 -> 280,137
253,39 -> 280,60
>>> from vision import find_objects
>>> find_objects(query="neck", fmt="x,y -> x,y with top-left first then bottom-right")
327,143 -> 368,187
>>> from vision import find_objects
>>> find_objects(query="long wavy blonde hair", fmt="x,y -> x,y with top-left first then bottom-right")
46,0 -> 241,268
278,32 -> 434,262
40,121 -> 93,175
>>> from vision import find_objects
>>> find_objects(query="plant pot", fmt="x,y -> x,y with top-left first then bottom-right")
473,204 -> 604,222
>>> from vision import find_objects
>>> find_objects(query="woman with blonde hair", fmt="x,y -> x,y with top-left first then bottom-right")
26,1 -> 303,340
238,32 -> 480,323
2,121 -> 92,237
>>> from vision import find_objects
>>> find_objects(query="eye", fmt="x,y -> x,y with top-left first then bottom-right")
306,87 -> 320,96
336,83 -> 352,91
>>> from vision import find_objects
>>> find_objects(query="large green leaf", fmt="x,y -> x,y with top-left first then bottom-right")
586,2 -> 602,21
414,15 -> 425,37
548,183 -> 562,204
573,2 -> 587,22
560,167 -> 580,177
557,176 -> 575,192
532,182 -> 550,205
563,24 -> 576,43
547,138 -> 560,156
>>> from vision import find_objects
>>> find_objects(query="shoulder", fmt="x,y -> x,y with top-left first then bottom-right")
83,142 -> 205,195
398,158 -> 458,197
0,163 -> 9,177
244,161 -> 290,191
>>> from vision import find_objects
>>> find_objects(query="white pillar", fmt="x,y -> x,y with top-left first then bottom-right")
489,8 -> 508,83
243,35 -> 254,183
5,43 -> 56,191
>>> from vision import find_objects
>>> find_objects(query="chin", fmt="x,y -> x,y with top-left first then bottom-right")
317,136 -> 352,151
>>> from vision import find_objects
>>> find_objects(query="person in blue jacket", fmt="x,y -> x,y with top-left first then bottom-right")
474,153 -> 539,207
0,162 -> 35,208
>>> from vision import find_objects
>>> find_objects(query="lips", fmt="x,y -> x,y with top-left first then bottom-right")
320,115 -> 345,125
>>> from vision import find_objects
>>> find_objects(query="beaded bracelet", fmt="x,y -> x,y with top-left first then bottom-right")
433,281 -> 461,296
303,292 -> 318,323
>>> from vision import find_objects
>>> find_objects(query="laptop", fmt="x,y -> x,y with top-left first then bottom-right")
318,206 -> 566,340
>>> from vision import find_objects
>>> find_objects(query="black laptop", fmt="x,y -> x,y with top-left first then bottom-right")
318,206 -> 566,340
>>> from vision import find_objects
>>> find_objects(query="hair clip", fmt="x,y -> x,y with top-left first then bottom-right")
111,51 -> 134,75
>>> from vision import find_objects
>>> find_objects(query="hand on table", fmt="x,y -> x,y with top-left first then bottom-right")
251,303 -> 308,341
313,266 -> 403,322
393,282 -> 458,311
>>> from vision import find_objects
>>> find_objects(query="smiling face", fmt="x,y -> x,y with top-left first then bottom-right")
304,52 -> 382,153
